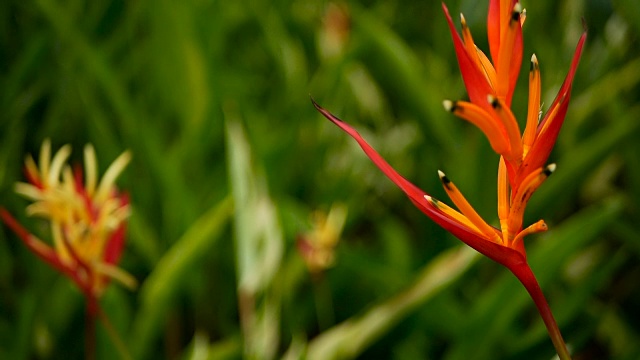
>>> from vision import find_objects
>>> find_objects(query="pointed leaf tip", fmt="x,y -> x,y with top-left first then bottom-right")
310,96 -> 320,109
311,98 -> 347,126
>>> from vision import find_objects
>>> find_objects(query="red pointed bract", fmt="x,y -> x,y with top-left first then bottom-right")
442,3 -> 494,112
518,31 -> 587,184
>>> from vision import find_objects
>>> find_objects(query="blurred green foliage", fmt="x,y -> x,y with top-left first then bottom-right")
1,0 -> 640,359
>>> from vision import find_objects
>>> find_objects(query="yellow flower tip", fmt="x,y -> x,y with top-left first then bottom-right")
530,54 -> 539,70
424,194 -> 487,237
48,144 -> 72,187
84,144 -> 98,195
40,139 -> 51,171
545,163 -> 557,176
487,94 -> 499,108
114,150 -> 133,170
425,194 -> 447,209
14,183 -> 42,202
512,3 -> 523,19
443,100 -> 455,112
95,150 -> 132,202
437,170 -> 451,188
460,13 -> 467,27
317,203 -> 348,248
424,194 -> 438,207
95,262 -> 138,291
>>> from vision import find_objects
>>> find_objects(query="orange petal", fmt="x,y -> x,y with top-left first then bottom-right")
438,170 -> 502,243
443,3 -> 494,112
523,54 -> 541,156
507,164 -> 555,238
488,95 -> 523,163
497,156 -> 510,243
520,31 -> 587,184
444,100 -> 510,156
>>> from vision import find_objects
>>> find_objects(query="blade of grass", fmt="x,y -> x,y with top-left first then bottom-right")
34,0 -> 201,241
305,246 -> 478,360
129,196 -> 232,359
225,110 -> 284,359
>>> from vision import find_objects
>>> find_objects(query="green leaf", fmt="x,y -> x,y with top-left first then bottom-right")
130,196 -> 233,359
305,246 -> 478,360
351,6 -> 457,151
225,113 -> 284,359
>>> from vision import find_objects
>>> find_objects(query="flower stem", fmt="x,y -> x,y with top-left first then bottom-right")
312,273 -> 335,331
509,262 -> 571,360
85,295 -> 98,360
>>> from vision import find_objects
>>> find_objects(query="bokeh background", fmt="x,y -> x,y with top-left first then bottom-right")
1,0 -> 640,359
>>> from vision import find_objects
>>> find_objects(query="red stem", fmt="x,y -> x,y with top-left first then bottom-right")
0,208 -> 95,298
85,295 -> 98,360
509,262 -> 571,360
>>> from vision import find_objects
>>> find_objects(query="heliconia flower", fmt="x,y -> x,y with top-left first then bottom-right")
318,3 -> 351,61
0,140 -> 136,299
437,0 -> 586,253
313,1 -> 586,358
297,203 -> 348,273
442,0 -> 586,187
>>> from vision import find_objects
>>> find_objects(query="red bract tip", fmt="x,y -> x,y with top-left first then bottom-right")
103,193 -> 129,265
518,31 -> 587,184
23,166 -> 42,189
442,3 -> 494,112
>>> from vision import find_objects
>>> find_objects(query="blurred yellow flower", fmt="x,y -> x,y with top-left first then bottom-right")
318,3 -> 351,61
297,203 -> 347,273
1,139 -> 136,297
